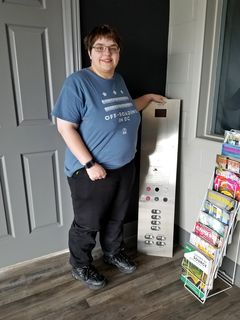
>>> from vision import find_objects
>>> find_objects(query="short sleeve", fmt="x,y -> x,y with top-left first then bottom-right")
52,76 -> 84,124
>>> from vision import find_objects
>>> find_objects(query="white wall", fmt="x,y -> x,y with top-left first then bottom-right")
166,0 -> 240,268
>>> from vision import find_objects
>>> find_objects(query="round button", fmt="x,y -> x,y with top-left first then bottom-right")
146,196 -> 151,201
154,197 -> 159,201
155,187 -> 159,192
146,186 -> 151,192
163,197 -> 168,202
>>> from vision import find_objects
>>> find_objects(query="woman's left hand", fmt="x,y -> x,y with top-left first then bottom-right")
134,93 -> 167,111
150,93 -> 167,104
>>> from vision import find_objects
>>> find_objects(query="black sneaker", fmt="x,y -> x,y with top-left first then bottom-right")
103,251 -> 136,273
71,265 -> 106,290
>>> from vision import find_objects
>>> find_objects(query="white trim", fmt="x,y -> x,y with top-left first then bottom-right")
62,0 -> 81,76
0,249 -> 69,273
196,0 -> 225,141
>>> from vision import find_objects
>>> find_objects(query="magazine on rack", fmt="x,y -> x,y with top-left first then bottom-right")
182,243 -> 213,281
222,130 -> 240,159
202,199 -> 231,225
213,167 -> 240,201
189,232 -> 221,263
194,222 -> 223,248
181,243 -> 214,299
180,270 -> 206,300
216,154 -> 240,174
207,189 -> 238,212
198,211 -> 228,238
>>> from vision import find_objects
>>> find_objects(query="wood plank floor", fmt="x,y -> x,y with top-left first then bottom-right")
0,247 -> 240,320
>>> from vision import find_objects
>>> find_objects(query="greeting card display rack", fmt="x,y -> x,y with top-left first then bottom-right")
180,130 -> 240,304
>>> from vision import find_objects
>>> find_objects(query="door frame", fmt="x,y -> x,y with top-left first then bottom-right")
62,0 -> 82,75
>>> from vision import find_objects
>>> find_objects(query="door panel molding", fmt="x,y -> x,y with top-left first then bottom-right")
2,0 -> 46,9
7,24 -> 53,126
0,156 -> 14,238
21,150 -> 63,233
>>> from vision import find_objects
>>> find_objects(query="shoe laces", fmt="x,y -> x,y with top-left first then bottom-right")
115,251 -> 131,264
83,265 -> 100,280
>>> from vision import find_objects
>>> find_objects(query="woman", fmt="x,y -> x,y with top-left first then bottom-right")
53,25 -> 166,289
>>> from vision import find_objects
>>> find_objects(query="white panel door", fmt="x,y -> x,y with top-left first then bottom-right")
0,0 -> 73,268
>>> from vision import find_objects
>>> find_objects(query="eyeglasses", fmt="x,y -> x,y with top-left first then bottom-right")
92,45 -> 120,54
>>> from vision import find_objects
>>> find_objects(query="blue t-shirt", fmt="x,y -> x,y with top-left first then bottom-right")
52,68 -> 141,176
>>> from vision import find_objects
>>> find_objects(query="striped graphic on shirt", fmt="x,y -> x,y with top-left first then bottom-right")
101,96 -> 129,104
102,95 -> 133,112
104,102 -> 133,112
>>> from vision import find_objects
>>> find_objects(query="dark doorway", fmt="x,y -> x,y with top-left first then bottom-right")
79,0 -> 169,221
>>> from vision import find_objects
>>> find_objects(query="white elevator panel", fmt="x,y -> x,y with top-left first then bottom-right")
137,99 -> 181,257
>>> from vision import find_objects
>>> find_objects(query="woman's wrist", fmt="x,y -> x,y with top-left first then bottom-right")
84,159 -> 95,169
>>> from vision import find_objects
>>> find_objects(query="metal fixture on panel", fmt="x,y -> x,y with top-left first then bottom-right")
137,100 -> 181,257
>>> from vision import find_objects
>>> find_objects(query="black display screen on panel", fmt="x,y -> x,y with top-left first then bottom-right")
155,109 -> 167,118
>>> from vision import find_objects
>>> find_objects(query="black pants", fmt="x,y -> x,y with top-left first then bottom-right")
67,161 -> 135,268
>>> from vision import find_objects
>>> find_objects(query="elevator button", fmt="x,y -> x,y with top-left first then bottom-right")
163,197 -> 168,202
151,215 -> 161,219
151,226 -> 160,231
156,241 -> 166,246
145,240 -> 154,245
146,196 -> 151,201
145,234 -> 154,239
151,209 -> 161,214
156,235 -> 166,240
155,187 -> 159,192
154,197 -> 159,201
146,186 -> 151,192
151,220 -> 160,225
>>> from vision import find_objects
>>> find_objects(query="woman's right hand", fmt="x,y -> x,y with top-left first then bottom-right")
86,163 -> 107,181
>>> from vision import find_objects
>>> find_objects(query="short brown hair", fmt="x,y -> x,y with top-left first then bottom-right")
84,24 -> 122,51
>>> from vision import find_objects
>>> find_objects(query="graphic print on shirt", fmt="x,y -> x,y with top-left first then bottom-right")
101,89 -> 138,129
